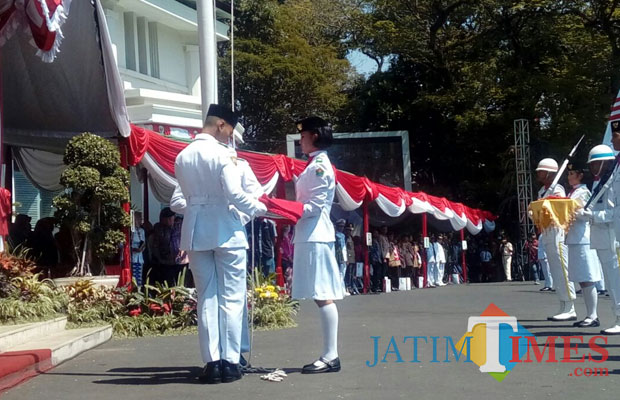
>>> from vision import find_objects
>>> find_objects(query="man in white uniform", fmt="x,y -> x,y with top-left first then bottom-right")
535,158 -> 577,321
426,236 -> 437,287
170,104 -> 267,383
434,236 -> 446,286
600,128 -> 620,335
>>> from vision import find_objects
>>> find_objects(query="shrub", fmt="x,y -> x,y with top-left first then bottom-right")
249,269 -> 298,330
53,133 -> 130,276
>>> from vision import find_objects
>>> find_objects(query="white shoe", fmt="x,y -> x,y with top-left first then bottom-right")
601,317 -> 620,335
548,301 -> 577,321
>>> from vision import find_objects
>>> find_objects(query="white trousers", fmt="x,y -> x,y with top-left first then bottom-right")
540,258 -> 553,288
543,236 -> 575,302
427,262 -> 437,285
503,256 -> 512,280
597,248 -> 620,317
189,248 -> 246,364
437,262 -> 445,284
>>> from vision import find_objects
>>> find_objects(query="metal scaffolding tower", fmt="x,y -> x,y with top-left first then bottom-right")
514,119 -> 535,279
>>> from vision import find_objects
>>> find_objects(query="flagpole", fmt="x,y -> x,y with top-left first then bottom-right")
196,0 -> 218,118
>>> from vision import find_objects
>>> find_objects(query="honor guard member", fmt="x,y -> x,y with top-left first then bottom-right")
535,158 -> 577,321
229,123 -> 264,367
586,144 -> 620,334
565,162 -> 601,327
605,123 -> 620,335
170,104 -> 267,384
292,116 -> 344,374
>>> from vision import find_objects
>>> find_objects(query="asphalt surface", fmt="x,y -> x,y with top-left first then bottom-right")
4,282 -> 619,400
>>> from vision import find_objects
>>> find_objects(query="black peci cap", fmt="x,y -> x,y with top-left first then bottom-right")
206,104 -> 239,127
296,116 -> 330,133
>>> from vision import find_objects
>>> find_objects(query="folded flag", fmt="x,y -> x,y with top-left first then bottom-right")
259,194 -> 304,224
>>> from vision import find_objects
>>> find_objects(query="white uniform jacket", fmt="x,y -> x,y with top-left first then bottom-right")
434,242 -> 446,263
170,134 -> 266,251
426,245 -> 436,263
565,184 -> 591,245
538,184 -> 566,200
293,150 -> 335,244
591,179 -> 616,250
611,164 -> 620,242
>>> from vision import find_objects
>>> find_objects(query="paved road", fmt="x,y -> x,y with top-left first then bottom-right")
4,282 -> 619,400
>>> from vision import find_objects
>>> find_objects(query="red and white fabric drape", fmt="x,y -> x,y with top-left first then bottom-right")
0,0 -> 71,62
127,124 -> 497,234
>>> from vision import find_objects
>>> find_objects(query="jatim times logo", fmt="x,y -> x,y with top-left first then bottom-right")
366,304 -> 609,381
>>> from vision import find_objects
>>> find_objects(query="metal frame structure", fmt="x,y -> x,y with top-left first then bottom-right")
286,131 -> 412,191
514,119 -> 535,279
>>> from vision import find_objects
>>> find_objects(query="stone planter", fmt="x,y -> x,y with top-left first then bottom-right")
53,275 -> 120,288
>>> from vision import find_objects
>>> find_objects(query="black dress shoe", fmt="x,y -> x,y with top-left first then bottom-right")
301,357 -> 341,374
540,287 -> 552,292
239,354 -> 251,369
199,361 -> 221,384
576,318 -> 600,328
221,360 -> 242,383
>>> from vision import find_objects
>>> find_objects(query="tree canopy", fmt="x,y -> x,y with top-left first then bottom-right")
220,0 -> 620,215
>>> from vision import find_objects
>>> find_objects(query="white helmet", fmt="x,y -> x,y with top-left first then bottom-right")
536,158 -> 558,172
587,144 -> 615,163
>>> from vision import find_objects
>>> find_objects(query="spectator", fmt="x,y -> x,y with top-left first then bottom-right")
9,214 -> 32,249
27,217 -> 58,275
260,219 -> 277,277
448,238 -> 462,284
131,211 -> 146,286
525,234 -> 540,285
171,215 -> 189,286
399,235 -> 415,282
369,229 -> 383,292
281,224 -> 294,292
387,232 -> 401,290
353,235 -> 364,293
434,235 -> 447,286
148,207 -> 176,285
480,245 -> 493,282
412,242 -> 422,287
344,223 -> 358,295
377,226 -> 390,287
500,237 -> 514,281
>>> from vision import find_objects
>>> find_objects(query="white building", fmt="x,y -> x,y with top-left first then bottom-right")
14,0 -> 229,225
106,0 -> 230,223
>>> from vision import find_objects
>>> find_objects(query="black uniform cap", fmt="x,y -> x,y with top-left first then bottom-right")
296,116 -> 333,149
206,104 -> 239,127
567,162 -> 587,173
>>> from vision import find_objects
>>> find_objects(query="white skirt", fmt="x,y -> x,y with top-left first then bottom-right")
568,244 -> 602,283
292,242 -> 344,300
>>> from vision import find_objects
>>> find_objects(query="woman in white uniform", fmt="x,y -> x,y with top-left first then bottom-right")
292,116 -> 344,374
566,163 -> 602,327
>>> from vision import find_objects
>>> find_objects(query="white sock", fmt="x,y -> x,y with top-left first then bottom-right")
582,285 -> 598,320
319,303 -> 339,361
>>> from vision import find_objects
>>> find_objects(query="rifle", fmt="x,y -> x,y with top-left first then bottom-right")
544,135 -> 585,198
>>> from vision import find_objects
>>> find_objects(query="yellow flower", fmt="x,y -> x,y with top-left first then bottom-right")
270,292 -> 279,299
259,292 -> 268,298
255,287 -> 264,293
266,285 -> 275,292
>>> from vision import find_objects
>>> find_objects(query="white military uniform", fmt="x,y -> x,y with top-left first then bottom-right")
603,166 -> 620,332
538,184 -> 577,315
236,155 -> 265,355
426,243 -> 437,286
292,150 -> 343,300
434,241 -> 446,286
170,133 -> 266,364
566,184 -> 601,283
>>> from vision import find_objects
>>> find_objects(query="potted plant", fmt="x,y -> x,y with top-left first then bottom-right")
52,133 -> 130,286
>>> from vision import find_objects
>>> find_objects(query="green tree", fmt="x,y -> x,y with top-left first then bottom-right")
218,0 -> 356,152
53,133 -> 130,276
